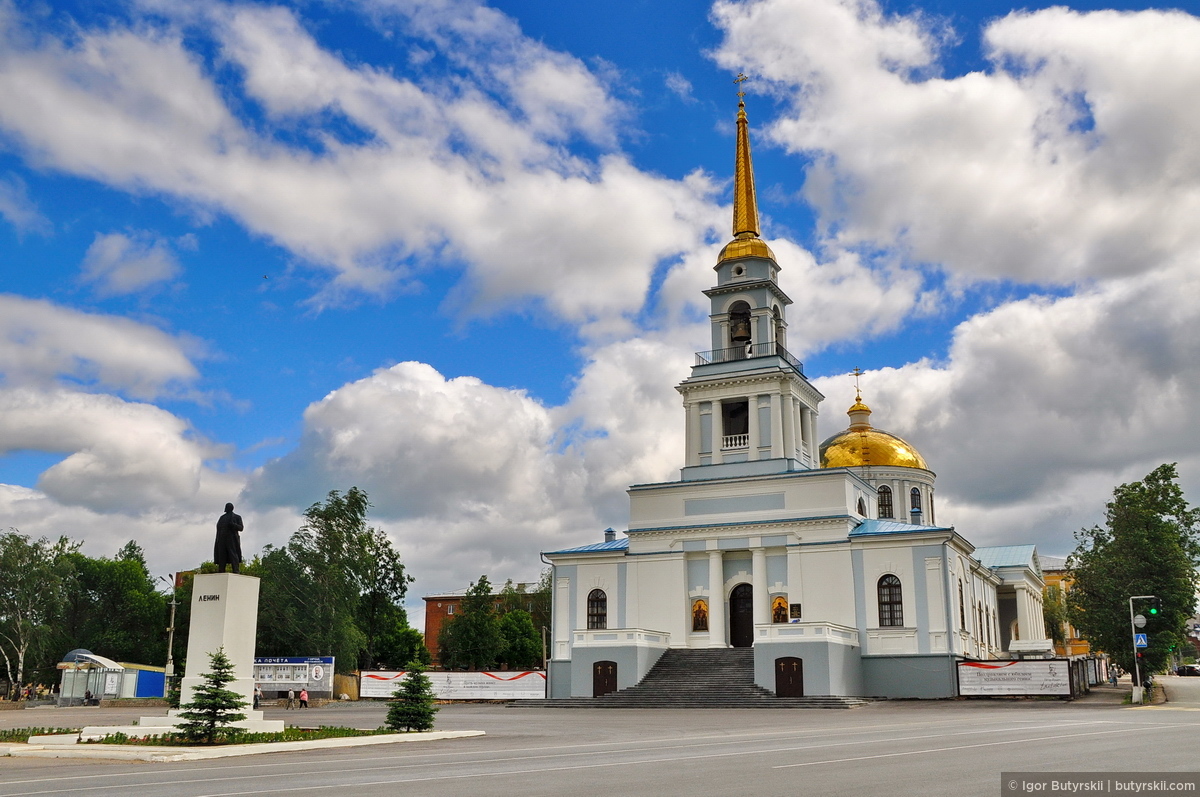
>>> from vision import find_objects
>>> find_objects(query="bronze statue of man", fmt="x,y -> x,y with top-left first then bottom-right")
215,502 -> 244,573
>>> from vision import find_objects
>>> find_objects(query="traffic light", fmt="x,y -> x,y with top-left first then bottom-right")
1149,598 -> 1162,616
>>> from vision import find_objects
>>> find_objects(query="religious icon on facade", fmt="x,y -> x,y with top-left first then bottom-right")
692,599 -> 709,631
772,596 -> 789,623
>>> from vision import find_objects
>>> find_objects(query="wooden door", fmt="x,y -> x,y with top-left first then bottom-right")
593,660 -> 618,697
775,657 -> 804,697
730,583 -> 754,647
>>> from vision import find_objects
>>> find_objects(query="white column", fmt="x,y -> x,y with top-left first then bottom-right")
769,394 -> 783,458
781,393 -> 795,462
1015,586 -> 1032,643
792,400 -> 803,461
747,394 -> 760,461
752,547 -> 769,627
801,407 -> 816,465
686,402 -> 701,467
708,551 -> 726,648
713,400 -> 726,464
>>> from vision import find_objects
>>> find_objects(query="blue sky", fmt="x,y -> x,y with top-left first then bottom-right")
3,0 -> 1199,627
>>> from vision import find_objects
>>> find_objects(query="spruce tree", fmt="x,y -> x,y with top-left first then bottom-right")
385,661 -> 439,732
176,647 -> 248,744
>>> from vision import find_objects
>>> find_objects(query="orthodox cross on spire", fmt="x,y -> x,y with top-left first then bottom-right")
852,367 -> 865,402
731,73 -> 760,240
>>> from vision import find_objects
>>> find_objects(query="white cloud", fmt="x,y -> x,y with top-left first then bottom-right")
80,230 -> 182,296
665,71 -> 695,102
0,174 -> 49,233
0,2 -> 721,326
0,294 -> 198,398
713,0 -> 1200,285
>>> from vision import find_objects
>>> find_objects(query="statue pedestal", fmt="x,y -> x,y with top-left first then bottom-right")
179,573 -> 261,709
83,572 -> 284,739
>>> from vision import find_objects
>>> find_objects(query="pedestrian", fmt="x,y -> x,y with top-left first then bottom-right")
286,688 -> 295,710
299,688 -> 309,709
253,684 -> 262,709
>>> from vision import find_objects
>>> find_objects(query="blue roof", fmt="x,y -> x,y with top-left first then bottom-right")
849,518 -> 952,537
545,538 -> 629,555
975,545 -> 1039,571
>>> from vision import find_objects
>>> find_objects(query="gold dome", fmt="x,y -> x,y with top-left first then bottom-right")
717,235 -> 776,264
819,395 -> 928,470
820,428 -> 929,470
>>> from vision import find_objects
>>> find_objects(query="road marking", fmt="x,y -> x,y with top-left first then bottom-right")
0,721 -> 1124,797
773,724 -> 1177,769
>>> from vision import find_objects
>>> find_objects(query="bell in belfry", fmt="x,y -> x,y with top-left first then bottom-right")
730,315 -> 752,344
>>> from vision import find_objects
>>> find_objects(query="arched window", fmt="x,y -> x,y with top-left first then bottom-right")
878,485 -> 893,518
857,497 -> 867,516
728,301 -> 752,349
910,487 -> 922,513
587,589 -> 607,630
877,575 -> 903,627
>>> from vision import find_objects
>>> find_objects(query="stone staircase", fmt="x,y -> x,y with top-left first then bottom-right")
526,648 -> 873,709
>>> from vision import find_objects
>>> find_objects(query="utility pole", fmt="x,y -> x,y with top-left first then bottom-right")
160,575 -> 180,690
1129,594 -> 1156,704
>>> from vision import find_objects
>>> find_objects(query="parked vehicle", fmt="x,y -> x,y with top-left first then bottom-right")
1174,664 -> 1200,676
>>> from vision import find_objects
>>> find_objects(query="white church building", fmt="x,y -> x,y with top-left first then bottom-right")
543,95 -> 1052,701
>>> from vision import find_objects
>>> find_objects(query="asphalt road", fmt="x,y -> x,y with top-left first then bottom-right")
3,694 -> 1199,797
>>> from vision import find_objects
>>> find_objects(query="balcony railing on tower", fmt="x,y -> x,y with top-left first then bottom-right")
721,434 -> 749,450
695,341 -> 804,376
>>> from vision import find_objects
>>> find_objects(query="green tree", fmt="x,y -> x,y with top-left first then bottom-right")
498,609 -> 542,669
1043,585 -> 1068,647
255,488 -> 418,672
384,661 -> 439,732
1067,464 -> 1200,674
175,647 -> 248,744
0,532 -> 76,698
56,541 -> 167,667
439,575 -> 503,669
356,528 -> 414,670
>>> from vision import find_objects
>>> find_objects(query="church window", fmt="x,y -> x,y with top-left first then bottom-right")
877,575 -> 903,627
587,589 -> 607,630
910,488 -> 922,513
958,580 -> 966,628
857,497 -> 866,516
878,486 -> 893,518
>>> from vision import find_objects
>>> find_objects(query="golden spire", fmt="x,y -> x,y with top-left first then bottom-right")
732,73 -> 759,239
717,74 -> 775,265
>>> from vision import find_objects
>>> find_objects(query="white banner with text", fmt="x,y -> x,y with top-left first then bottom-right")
360,670 -> 546,699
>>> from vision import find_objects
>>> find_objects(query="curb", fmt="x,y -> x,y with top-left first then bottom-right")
0,729 -> 485,762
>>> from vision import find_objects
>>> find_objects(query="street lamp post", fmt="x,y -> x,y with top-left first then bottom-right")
1129,594 -> 1156,704
160,575 -> 179,690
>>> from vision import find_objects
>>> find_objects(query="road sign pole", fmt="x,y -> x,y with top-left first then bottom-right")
1129,594 -> 1157,704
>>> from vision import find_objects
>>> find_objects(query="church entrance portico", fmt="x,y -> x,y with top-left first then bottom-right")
730,583 -> 754,647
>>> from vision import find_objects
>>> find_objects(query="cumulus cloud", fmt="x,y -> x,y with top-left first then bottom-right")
79,230 -> 183,296
713,0 -> 1200,286
245,361 -> 607,587
0,294 -> 198,398
0,1 -> 721,324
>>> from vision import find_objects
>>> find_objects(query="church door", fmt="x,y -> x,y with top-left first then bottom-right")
775,657 -> 804,697
730,583 -> 754,648
593,661 -> 618,697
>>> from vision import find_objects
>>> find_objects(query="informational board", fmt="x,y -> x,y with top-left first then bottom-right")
957,660 -> 1071,696
360,670 -> 546,699
253,656 -> 335,692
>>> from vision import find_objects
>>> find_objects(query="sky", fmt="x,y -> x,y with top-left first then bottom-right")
2,0 -> 1200,633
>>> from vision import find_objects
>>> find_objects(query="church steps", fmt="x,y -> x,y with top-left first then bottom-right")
525,649 -> 874,709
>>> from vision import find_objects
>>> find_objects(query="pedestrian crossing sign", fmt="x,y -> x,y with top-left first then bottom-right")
1135,633 -> 1148,648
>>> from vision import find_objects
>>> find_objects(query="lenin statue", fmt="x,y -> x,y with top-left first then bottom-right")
215,502 -> 244,573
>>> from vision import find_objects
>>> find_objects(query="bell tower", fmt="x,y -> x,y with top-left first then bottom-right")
677,80 -> 823,480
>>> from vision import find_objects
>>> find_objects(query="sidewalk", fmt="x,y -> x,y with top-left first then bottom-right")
1070,679 -> 1165,706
